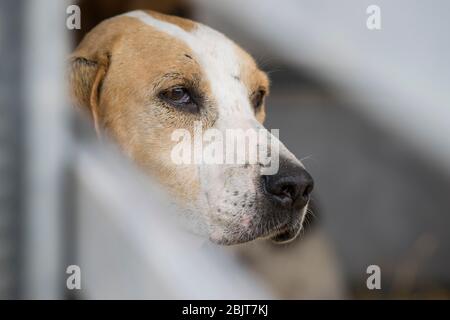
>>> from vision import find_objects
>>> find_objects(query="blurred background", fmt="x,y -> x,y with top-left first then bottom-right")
1,0 -> 450,299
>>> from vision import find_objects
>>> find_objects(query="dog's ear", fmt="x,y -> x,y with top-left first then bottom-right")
68,51 -> 110,136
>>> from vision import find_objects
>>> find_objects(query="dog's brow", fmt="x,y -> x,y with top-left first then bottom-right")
184,54 -> 200,67
162,72 -> 184,79
151,72 -> 185,90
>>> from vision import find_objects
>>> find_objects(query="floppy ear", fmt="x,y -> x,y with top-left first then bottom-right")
68,52 -> 110,136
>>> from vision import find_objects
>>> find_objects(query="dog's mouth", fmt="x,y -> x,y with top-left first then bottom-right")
270,224 -> 302,243
257,214 -> 302,244
263,206 -> 306,244
207,198 -> 307,245
210,219 -> 302,245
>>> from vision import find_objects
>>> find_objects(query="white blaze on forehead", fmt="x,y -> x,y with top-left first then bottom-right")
125,11 -> 299,167
124,10 -> 255,125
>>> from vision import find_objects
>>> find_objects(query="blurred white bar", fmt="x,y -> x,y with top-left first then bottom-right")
21,0 -> 69,299
74,144 -> 271,299
193,0 -> 450,173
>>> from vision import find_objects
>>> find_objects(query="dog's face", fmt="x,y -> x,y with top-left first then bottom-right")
69,11 -> 313,245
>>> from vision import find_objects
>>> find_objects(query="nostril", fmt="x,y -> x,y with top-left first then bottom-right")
281,185 -> 295,199
264,176 -> 300,207
263,168 -> 314,209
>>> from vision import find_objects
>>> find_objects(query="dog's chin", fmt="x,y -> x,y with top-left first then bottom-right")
209,212 -> 304,246
209,224 -> 302,245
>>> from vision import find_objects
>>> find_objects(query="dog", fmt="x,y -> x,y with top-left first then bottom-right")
68,10 -> 314,246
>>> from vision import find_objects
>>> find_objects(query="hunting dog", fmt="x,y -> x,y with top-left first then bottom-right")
69,10 -> 314,245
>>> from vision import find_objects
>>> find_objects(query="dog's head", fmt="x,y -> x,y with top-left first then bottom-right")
69,10 -> 313,245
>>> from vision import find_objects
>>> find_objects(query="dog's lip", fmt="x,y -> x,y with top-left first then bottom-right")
269,223 -> 301,244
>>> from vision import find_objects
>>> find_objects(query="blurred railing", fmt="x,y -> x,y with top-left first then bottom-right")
72,139 -> 270,299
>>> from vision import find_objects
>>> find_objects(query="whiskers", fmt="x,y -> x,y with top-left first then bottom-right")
306,206 -> 317,220
296,205 -> 317,238
299,154 -> 318,165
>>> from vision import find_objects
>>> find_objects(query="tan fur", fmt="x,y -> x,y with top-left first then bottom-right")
236,48 -> 270,123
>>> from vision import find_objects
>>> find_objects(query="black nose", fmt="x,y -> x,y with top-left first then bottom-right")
263,166 -> 314,209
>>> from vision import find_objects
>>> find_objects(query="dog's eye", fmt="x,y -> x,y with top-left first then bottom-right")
252,90 -> 266,110
164,87 -> 191,103
159,86 -> 198,112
